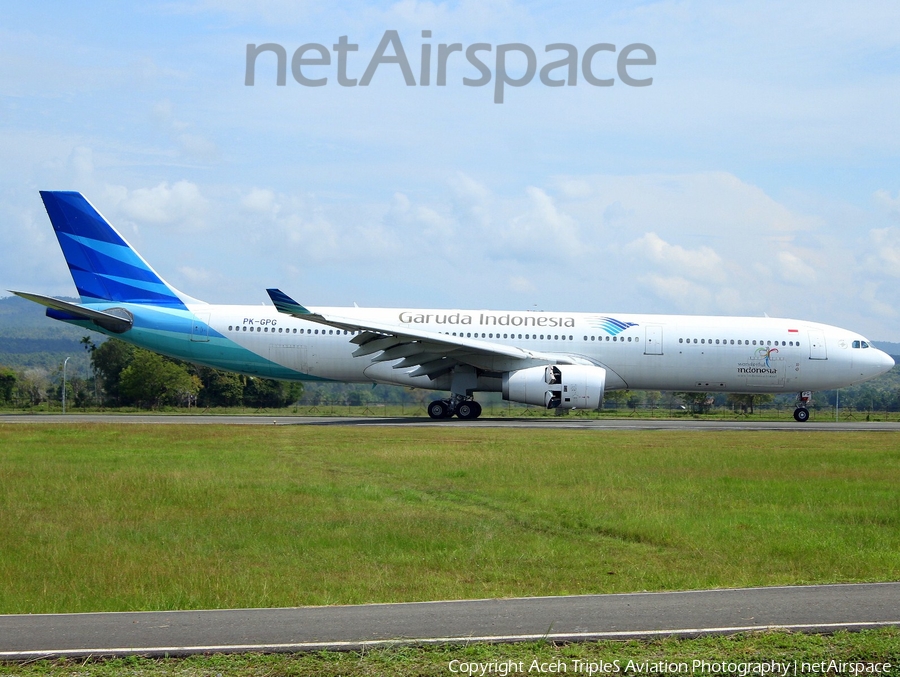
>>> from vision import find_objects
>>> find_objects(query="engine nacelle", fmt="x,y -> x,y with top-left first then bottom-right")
502,364 -> 606,410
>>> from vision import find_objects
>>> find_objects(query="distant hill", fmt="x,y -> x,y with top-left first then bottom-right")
0,295 -> 99,375
873,341 -> 900,358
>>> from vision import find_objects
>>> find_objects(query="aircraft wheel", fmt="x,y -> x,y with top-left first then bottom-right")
457,401 -> 482,420
428,400 -> 450,419
793,407 -> 810,422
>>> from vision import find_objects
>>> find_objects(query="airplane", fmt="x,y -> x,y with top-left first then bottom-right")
11,190 -> 896,422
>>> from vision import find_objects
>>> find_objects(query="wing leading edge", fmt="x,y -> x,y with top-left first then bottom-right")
266,288 -> 557,379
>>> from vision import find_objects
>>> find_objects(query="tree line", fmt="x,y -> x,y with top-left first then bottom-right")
1,338 -> 897,413
0,337 -> 303,410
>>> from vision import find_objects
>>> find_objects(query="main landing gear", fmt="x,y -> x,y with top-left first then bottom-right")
793,391 -> 812,422
428,397 -> 483,420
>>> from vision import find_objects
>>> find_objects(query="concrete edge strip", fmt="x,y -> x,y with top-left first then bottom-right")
2,620 -> 899,661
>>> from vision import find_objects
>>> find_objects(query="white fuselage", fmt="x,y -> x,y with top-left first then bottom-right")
191,304 -> 894,394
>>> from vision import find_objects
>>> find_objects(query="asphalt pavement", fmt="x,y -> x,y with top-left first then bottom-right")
1,583 -> 898,660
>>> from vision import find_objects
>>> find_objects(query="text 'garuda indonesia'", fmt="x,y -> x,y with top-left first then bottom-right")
245,30 -> 656,103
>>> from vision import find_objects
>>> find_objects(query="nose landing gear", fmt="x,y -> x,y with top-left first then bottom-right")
793,391 -> 812,422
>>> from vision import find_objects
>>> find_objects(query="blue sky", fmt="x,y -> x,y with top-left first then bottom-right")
2,1 -> 899,339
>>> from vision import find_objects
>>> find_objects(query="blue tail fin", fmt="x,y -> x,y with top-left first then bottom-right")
40,191 -> 190,308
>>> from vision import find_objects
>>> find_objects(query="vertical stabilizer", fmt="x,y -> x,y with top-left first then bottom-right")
40,191 -> 195,308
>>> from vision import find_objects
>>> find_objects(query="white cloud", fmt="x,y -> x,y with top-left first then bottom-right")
118,181 -> 209,230
625,232 -> 726,283
507,275 -> 536,293
874,190 -> 900,221
241,187 -> 278,215
775,251 -> 817,285
639,274 -> 715,314
498,186 -> 584,261
868,227 -> 900,278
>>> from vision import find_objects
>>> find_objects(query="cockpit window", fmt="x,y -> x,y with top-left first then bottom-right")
852,340 -> 860,349
861,341 -> 869,349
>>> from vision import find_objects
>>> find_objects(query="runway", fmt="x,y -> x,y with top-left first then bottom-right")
2,413 -> 900,431
1,583 -> 898,660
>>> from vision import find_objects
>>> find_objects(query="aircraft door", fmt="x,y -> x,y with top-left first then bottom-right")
191,312 -> 210,342
808,330 -> 827,360
644,325 -> 663,355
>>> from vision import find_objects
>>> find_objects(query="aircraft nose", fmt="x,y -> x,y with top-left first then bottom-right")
877,350 -> 896,375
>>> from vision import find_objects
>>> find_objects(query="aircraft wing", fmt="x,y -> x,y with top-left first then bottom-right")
267,288 -> 558,378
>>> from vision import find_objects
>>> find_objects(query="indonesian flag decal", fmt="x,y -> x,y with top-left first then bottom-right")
788,329 -> 799,333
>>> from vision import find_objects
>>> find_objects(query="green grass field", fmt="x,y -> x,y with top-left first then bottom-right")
1,424 -> 898,614
2,630 -> 899,676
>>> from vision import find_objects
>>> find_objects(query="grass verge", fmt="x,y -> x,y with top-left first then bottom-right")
0,425 -> 898,613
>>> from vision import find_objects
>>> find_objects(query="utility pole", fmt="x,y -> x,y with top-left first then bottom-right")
62,357 -> 70,414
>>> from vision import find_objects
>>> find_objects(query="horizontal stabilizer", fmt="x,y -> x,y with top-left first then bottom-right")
10,290 -> 133,333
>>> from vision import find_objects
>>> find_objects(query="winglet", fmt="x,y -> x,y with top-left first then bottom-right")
266,288 -> 312,316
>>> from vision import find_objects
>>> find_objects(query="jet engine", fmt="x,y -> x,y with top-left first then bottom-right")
502,364 -> 606,409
